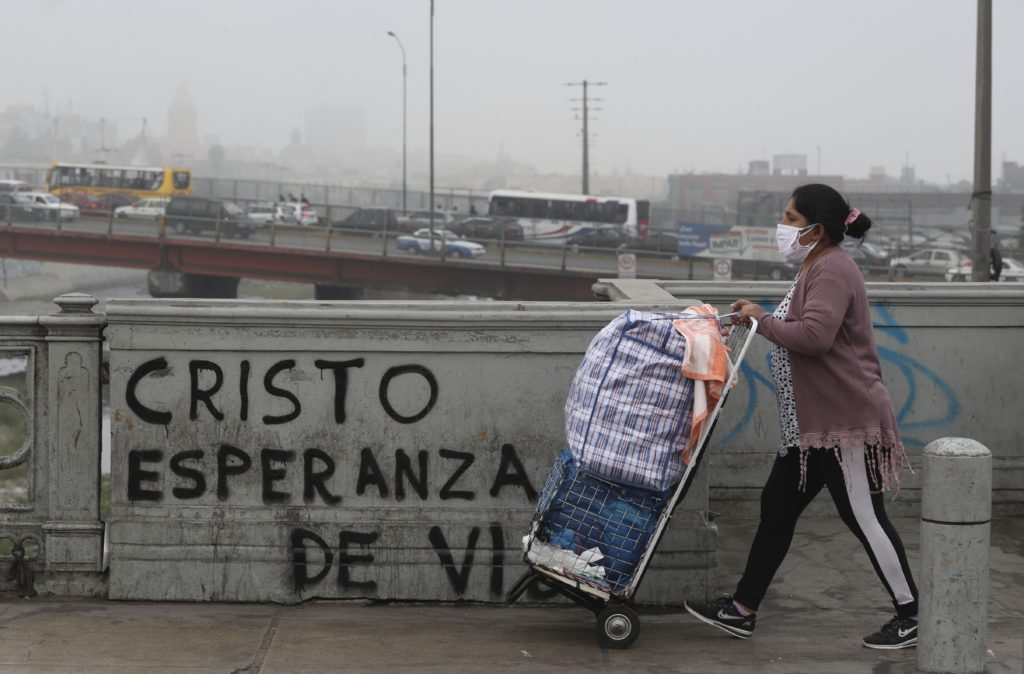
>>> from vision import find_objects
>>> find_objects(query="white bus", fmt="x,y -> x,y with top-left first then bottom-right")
487,189 -> 650,245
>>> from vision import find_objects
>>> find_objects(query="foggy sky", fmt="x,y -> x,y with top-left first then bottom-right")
5,0 -> 1023,184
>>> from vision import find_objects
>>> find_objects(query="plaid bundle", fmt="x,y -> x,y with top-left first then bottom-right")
565,310 -> 695,491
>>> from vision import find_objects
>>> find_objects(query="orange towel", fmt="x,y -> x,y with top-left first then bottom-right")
672,304 -> 732,462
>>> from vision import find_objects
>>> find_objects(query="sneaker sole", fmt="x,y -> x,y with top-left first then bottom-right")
684,602 -> 753,639
862,637 -> 917,650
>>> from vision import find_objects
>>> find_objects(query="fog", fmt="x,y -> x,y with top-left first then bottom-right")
3,0 -> 1023,186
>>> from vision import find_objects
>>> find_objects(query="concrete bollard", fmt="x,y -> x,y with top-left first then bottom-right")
918,437 -> 991,674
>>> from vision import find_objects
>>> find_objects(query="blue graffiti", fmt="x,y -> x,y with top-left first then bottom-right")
717,300 -> 959,448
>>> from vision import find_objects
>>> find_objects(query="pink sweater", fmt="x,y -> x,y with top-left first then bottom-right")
756,247 -> 906,491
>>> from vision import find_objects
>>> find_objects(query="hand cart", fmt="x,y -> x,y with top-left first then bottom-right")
506,318 -> 758,649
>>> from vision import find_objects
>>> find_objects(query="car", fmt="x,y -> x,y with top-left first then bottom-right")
61,191 -> 103,215
164,196 -> 259,238
396,228 -> 486,258
841,240 -> 890,274
448,216 -> 523,241
21,191 -> 79,221
396,210 -> 458,233
0,193 -> 43,222
0,179 -> 31,193
622,232 -> 680,255
244,202 -> 282,225
566,228 -> 632,249
945,257 -> 1024,282
889,248 -> 963,279
277,201 -> 319,226
730,258 -> 799,281
332,207 -> 400,234
93,192 -> 141,214
115,198 -> 169,220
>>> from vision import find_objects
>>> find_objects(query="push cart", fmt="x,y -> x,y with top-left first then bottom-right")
506,318 -> 758,648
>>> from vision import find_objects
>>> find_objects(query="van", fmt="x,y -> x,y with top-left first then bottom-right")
165,196 -> 259,239
333,207 -> 400,234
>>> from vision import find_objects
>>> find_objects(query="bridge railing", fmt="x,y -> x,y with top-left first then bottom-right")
0,294 -> 106,597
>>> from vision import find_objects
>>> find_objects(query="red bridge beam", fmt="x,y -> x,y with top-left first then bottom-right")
0,226 -> 600,300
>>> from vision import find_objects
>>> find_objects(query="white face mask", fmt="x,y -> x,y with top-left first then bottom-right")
776,223 -> 819,262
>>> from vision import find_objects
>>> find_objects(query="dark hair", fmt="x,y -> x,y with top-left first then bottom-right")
790,183 -> 872,244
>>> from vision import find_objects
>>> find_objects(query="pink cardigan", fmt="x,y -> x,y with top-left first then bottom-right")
756,247 -> 907,492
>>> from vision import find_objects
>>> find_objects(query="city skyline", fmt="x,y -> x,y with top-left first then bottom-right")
3,1 -> 1023,186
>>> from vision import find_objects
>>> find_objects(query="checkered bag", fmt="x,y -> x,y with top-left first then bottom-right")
564,310 -> 694,491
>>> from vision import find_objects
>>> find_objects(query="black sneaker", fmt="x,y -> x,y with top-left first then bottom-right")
684,595 -> 756,639
862,616 -> 918,649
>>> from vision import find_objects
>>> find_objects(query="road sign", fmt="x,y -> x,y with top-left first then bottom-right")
617,253 -> 637,279
713,258 -> 732,282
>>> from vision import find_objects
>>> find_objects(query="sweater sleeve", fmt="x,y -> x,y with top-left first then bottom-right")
757,263 -> 851,356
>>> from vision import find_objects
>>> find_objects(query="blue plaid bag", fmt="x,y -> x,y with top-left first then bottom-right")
564,310 -> 694,491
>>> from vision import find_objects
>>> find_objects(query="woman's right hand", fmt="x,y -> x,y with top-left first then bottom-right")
730,299 -> 765,325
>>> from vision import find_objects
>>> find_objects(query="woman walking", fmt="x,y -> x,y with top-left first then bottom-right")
685,184 -> 919,650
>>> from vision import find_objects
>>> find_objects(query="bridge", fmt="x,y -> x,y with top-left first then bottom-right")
0,215 -> 712,300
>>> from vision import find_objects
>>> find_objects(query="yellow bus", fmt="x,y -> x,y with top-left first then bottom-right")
46,163 -> 191,200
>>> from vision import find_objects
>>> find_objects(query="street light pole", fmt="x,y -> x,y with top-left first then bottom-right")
971,0 -> 992,282
387,31 -> 407,215
429,0 -> 443,259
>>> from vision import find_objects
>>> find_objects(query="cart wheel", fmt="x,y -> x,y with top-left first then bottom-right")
596,603 -> 639,649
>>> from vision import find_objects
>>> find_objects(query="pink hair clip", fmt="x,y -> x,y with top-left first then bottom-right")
844,208 -> 861,231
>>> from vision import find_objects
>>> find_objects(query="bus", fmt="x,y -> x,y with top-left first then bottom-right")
487,189 -> 650,245
46,163 -> 192,200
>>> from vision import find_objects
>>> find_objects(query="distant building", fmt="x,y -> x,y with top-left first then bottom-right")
304,105 -> 367,165
1001,161 -> 1024,192
165,83 -> 202,161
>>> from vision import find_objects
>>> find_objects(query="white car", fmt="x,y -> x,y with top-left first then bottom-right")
22,191 -> 78,221
889,248 -> 962,278
245,203 -> 282,225
945,257 -> 1024,282
114,198 -> 169,220
279,202 -> 319,226
396,228 -> 486,258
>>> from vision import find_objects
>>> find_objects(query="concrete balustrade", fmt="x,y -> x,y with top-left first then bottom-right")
918,437 -> 991,674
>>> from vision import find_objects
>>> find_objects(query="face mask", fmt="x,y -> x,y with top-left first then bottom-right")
776,223 -> 819,262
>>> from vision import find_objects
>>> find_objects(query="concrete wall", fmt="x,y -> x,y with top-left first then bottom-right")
597,280 -> 1024,517
105,298 -> 713,604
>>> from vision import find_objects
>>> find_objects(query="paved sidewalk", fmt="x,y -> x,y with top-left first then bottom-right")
1,516 -> 1021,673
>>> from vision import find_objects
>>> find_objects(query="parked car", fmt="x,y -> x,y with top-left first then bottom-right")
731,258 -> 799,281
164,196 -> 259,238
889,248 -> 962,278
622,232 -> 680,255
448,216 -> 523,241
21,192 -> 78,221
0,193 -> 43,222
332,207 -> 400,234
396,228 -> 486,258
945,257 -> 1024,282
841,239 -> 890,273
115,198 -> 169,220
566,228 -> 632,250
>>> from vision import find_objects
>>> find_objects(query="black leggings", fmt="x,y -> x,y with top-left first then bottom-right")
733,447 -> 918,618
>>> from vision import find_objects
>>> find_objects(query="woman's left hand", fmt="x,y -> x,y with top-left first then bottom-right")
731,299 -> 767,324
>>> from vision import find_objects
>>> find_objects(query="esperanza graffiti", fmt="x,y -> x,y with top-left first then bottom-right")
717,300 -> 960,447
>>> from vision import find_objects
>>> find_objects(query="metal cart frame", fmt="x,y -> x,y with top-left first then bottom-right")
506,318 -> 758,648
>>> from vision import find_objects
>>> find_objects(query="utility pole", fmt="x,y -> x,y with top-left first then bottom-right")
971,0 -> 992,282
566,80 -> 606,194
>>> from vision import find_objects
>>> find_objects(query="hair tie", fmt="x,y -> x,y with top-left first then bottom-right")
844,208 -> 861,231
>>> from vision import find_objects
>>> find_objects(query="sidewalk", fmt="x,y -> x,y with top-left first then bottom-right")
1,516 -> 1021,674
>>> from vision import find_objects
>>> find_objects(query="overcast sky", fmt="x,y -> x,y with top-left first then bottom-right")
5,0 -> 1023,184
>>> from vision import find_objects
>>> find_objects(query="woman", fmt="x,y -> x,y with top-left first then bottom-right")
685,184 -> 919,650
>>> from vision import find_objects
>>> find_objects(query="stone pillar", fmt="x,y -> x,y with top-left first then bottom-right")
918,437 -> 991,674
38,293 -> 106,595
